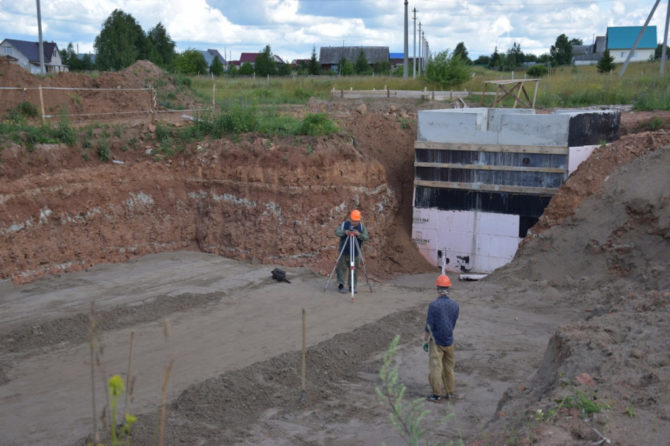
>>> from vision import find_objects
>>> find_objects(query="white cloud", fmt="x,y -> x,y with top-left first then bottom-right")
613,1 -> 626,16
0,0 -> 663,60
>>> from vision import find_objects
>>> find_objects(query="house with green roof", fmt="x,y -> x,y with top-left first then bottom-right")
607,26 -> 657,63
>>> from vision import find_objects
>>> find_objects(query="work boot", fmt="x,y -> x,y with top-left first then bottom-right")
338,284 -> 346,293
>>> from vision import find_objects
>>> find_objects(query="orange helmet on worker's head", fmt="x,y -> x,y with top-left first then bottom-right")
350,209 -> 361,222
436,274 -> 452,288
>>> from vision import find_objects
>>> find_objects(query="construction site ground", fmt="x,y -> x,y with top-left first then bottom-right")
1,60 -> 669,445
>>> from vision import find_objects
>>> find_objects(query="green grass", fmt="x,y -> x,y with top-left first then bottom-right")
464,61 -> 669,110
0,117 -> 78,150
187,61 -> 668,111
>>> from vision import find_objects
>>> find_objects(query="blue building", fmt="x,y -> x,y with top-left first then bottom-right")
607,26 -> 657,63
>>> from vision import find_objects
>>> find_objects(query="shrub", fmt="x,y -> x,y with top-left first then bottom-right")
597,49 -> 616,74
424,50 -> 471,88
527,64 -> 548,77
297,113 -> 338,136
97,139 -> 110,161
56,115 -> 77,146
6,101 -> 39,122
293,87 -> 314,101
649,116 -> 663,130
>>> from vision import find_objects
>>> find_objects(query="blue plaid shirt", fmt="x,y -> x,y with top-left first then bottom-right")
425,295 -> 459,347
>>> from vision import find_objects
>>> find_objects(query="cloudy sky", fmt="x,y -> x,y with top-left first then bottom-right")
0,0 -> 666,62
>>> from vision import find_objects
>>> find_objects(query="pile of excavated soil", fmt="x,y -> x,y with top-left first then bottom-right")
530,129 -> 670,235
0,58 -> 198,118
480,145 -> 670,445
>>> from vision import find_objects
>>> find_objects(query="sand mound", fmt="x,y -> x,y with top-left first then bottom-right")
483,145 -> 670,445
495,144 -> 670,291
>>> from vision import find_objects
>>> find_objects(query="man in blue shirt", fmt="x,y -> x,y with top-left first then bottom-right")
424,274 -> 459,402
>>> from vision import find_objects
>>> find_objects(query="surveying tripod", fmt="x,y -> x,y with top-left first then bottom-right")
324,233 -> 373,301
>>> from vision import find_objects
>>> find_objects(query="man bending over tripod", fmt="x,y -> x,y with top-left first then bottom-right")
334,210 -> 370,293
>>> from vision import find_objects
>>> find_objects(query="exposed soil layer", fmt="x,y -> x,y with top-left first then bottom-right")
1,60 -> 669,446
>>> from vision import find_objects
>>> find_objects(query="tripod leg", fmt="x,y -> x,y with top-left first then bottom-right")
353,237 -> 374,293
350,234 -> 355,301
323,239 -> 349,292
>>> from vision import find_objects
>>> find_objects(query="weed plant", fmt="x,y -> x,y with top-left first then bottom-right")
0,115 -> 77,150
186,107 -> 338,139
5,101 -> 39,122
97,139 -> 110,162
376,335 -> 461,446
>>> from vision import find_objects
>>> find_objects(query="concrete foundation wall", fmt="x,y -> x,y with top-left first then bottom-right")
413,207 -> 520,273
413,107 -> 620,273
417,108 -> 620,147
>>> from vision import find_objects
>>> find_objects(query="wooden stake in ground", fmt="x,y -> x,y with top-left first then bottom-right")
159,318 -> 174,446
123,331 -> 136,417
38,85 -> 46,124
301,308 -> 306,396
212,83 -> 216,108
88,302 -> 98,444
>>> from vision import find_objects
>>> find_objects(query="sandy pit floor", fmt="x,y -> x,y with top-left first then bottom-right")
0,251 -> 582,445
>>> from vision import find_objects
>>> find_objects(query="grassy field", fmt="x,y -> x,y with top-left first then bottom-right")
190,61 -> 670,110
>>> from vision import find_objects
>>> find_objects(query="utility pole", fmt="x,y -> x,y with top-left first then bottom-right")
418,23 -> 422,74
36,0 -> 45,75
423,31 -> 427,72
662,0 -> 670,74
413,8 -> 417,78
618,0 -> 660,78
403,0 -> 409,79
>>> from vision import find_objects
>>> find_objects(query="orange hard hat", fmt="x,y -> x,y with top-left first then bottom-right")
350,210 -> 361,221
436,274 -> 452,287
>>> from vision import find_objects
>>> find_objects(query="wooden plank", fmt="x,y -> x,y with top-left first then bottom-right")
414,179 -> 559,195
484,79 -> 540,85
414,141 -> 569,155
413,161 -> 567,174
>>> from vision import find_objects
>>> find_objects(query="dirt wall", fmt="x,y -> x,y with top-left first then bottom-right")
0,130 -> 435,283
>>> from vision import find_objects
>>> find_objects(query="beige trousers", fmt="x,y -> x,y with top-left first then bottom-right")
428,342 -> 455,396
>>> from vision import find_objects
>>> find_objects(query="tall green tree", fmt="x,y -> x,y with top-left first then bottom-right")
550,33 -> 573,66
424,49 -> 471,87
453,42 -> 471,64
338,57 -> 355,75
60,43 -> 80,70
488,46 -> 501,70
147,22 -> 175,69
355,50 -> 370,74
656,43 -> 670,59
373,60 -> 391,74
80,54 -> 94,70
597,49 -> 615,73
210,56 -> 224,76
308,46 -> 320,75
227,64 -> 239,77
239,62 -> 254,75
254,45 -> 277,76
94,9 -> 148,70
277,62 -> 291,76
174,49 -> 208,75
505,42 -> 524,69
